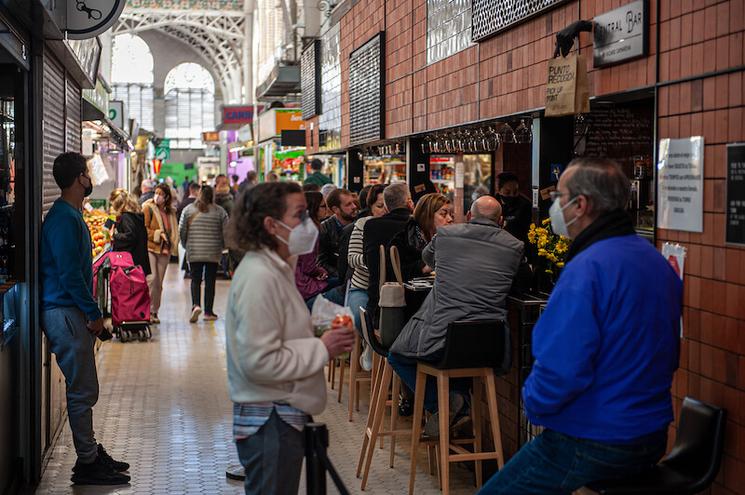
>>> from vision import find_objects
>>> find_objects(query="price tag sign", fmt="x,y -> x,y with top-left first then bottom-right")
657,137 -> 704,232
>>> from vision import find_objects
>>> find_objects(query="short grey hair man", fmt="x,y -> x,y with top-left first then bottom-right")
383,182 -> 413,212
554,157 -> 631,239
469,195 -> 503,223
140,179 -> 154,193
320,183 -> 337,199
564,158 -> 630,216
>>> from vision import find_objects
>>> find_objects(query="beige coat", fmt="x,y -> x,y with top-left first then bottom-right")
225,248 -> 329,414
142,199 -> 179,256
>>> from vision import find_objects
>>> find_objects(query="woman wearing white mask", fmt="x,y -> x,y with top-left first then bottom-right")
225,182 -> 355,495
143,182 -> 179,323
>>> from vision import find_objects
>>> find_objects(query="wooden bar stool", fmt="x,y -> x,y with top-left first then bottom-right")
355,307 -> 412,490
340,332 -> 372,420
408,320 -> 511,495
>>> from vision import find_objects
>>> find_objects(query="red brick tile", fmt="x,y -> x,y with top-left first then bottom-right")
729,72 -> 743,107
716,36 -> 730,71
670,16 -> 682,49
704,39 -> 718,72
692,10 -> 706,44
704,5 -> 718,41
691,41 -> 705,76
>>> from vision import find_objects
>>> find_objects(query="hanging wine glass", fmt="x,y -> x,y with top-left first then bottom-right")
498,123 -> 516,144
515,119 -> 532,143
486,126 -> 499,151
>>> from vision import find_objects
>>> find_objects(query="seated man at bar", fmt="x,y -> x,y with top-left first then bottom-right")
388,195 -> 523,436
496,171 -> 533,245
479,158 -> 683,495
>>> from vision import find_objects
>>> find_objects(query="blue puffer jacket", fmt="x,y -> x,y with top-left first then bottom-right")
523,234 -> 683,443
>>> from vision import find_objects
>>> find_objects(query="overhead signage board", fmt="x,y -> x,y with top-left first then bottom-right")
726,143 -> 745,245
108,100 -> 124,129
593,0 -> 648,67
66,0 -> 127,40
67,37 -> 102,84
222,105 -> 255,125
657,137 -> 704,232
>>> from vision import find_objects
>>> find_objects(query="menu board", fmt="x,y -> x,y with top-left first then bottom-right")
578,104 -> 653,160
726,144 -> 745,245
657,137 -> 704,232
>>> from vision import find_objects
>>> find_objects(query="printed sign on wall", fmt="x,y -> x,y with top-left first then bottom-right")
657,137 -> 704,232
726,143 -> 745,245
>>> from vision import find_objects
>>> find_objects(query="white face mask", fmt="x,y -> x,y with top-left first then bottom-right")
549,195 -> 578,238
275,216 -> 319,256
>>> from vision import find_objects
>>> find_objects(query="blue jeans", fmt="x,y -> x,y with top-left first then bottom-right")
478,429 -> 667,494
387,352 -> 470,414
236,409 -> 304,495
346,287 -> 368,334
41,307 -> 100,463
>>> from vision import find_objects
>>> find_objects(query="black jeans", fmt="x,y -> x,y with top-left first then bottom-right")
190,261 -> 218,314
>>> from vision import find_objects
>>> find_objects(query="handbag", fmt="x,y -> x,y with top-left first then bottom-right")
378,244 -> 406,349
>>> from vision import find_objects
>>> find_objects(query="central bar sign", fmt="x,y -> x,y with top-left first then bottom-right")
593,0 -> 648,67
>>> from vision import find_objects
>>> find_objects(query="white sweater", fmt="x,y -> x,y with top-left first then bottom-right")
225,248 -> 330,415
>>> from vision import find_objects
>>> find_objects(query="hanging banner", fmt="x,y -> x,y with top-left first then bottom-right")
657,137 -> 704,232
726,143 -> 745,245
66,1 -> 127,40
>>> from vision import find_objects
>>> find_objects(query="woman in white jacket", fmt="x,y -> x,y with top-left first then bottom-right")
225,182 -> 355,495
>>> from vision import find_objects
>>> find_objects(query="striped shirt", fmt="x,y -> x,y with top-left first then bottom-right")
233,402 -> 310,440
179,203 -> 228,263
348,216 -> 373,291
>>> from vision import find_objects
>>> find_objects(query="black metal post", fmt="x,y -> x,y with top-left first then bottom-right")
305,422 -> 328,495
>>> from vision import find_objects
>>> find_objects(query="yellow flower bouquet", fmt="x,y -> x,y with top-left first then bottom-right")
527,218 -> 571,277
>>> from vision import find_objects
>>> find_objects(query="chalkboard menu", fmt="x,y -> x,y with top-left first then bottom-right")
576,103 -> 653,162
349,33 -> 384,146
726,144 -> 745,245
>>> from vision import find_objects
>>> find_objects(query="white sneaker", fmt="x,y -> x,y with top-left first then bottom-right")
360,343 -> 373,371
190,306 -> 202,323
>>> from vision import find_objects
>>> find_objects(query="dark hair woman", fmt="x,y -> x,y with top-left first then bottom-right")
109,188 -> 151,275
142,182 -> 179,324
224,183 -> 354,495
179,185 -> 228,322
294,191 -> 341,310
346,183 -> 388,333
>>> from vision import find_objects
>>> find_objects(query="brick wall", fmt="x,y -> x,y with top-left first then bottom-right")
655,1 -> 745,493
332,0 -> 745,491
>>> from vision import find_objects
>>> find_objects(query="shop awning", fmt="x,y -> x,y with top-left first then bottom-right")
255,64 -> 301,100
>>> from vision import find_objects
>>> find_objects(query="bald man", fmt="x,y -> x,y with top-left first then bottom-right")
389,195 -> 524,437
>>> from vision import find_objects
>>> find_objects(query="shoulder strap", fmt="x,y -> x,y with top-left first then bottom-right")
390,245 -> 404,284
379,244 -> 386,288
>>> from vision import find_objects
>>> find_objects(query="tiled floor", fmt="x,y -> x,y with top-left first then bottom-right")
36,265 -> 477,494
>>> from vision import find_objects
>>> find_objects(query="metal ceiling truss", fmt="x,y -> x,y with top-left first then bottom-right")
114,8 -> 248,102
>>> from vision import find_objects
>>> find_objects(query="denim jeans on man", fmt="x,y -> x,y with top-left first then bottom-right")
41,307 -> 100,463
387,351 -> 470,413
477,429 -> 666,495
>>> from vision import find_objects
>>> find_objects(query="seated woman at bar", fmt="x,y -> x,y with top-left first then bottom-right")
389,193 -> 453,283
294,191 -> 344,310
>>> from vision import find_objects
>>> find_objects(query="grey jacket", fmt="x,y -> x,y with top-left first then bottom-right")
390,219 -> 524,359
179,203 -> 228,263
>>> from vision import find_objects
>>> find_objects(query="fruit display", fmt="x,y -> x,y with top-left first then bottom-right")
83,209 -> 112,259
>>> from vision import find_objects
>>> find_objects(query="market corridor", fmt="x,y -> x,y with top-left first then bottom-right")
35,265 -> 474,495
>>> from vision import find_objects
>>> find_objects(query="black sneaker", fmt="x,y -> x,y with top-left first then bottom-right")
398,394 -> 413,417
97,444 -> 130,472
71,455 -> 131,485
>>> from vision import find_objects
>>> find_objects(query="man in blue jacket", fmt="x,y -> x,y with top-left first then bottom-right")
480,158 -> 682,494
40,152 -> 130,486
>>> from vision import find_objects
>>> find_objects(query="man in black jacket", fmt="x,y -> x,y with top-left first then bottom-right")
363,182 -> 414,323
496,172 -> 533,245
318,188 -> 358,280
177,182 -> 200,222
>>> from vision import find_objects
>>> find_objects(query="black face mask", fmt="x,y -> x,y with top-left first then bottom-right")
80,175 -> 93,197
500,195 -> 518,207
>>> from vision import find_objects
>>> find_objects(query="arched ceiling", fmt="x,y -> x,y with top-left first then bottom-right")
113,3 -> 250,103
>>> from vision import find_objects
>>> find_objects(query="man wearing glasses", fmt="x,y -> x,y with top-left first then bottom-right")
40,152 -> 130,486
480,158 -> 682,494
